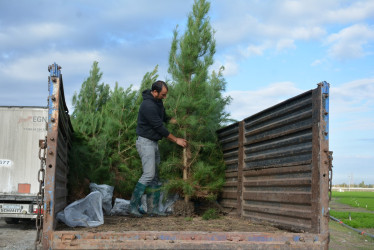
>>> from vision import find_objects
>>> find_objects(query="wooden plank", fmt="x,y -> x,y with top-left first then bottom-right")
244,124 -> 313,145
219,135 -> 239,145
223,150 -> 239,158
243,165 -> 311,177
225,171 -> 238,178
221,145 -> 239,152
242,212 -> 312,231
223,181 -> 238,187
244,145 -> 312,162
245,110 -> 312,136
243,178 -> 311,187
224,159 -> 238,166
242,204 -> 312,219
220,201 -> 238,209
243,191 -> 312,204
245,132 -> 312,154
221,191 -> 237,199
244,97 -> 312,128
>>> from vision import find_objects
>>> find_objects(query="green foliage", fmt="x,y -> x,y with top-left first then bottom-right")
162,0 -> 231,200
69,62 -> 160,198
68,1 -> 232,202
330,210 -> 374,228
71,61 -> 110,137
67,133 -> 99,199
184,217 -> 193,221
202,208 -> 220,220
332,191 -> 374,211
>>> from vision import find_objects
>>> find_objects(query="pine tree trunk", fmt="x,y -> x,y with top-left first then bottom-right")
183,146 -> 189,202
183,130 -> 190,202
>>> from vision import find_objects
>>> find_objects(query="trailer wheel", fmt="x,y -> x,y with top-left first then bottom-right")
5,218 -> 19,224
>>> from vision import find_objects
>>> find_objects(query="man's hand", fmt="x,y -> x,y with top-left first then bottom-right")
175,137 -> 187,148
167,133 -> 187,147
169,118 -> 177,124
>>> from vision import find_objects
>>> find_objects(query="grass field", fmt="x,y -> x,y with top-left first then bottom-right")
332,191 -> 374,211
331,191 -> 374,229
330,210 -> 374,228
330,191 -> 374,249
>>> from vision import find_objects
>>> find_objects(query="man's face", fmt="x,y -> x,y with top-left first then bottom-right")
153,86 -> 168,100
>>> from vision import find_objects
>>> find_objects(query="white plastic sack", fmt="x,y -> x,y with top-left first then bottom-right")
139,192 -> 179,215
109,198 -> 130,216
89,183 -> 114,215
159,192 -> 179,213
56,191 -> 104,227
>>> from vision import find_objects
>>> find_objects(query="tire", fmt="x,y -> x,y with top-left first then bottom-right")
5,218 -> 19,224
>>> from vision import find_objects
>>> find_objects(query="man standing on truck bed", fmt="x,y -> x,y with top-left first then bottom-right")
130,80 -> 187,217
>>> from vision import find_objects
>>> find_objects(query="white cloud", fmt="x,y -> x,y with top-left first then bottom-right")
311,59 -> 322,66
241,43 -> 270,57
0,22 -> 71,49
214,55 -> 239,77
0,50 -> 101,82
331,78 -> 374,114
325,1 -> 374,23
225,78 -> 374,130
329,78 -> 374,140
276,39 -> 296,51
212,0 -> 373,76
292,26 -> 326,40
326,24 -> 374,60
225,81 -> 303,120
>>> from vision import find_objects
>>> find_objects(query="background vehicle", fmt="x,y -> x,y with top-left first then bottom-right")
0,106 -> 47,224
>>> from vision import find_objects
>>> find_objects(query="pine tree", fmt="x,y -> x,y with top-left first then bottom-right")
71,61 -> 110,137
164,0 -> 231,201
97,83 -> 138,195
69,61 -> 110,198
69,63 -> 161,199
97,66 -> 160,197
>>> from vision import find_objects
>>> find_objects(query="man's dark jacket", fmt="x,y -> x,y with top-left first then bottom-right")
136,89 -> 170,141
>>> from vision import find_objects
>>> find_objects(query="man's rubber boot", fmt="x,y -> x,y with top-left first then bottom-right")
129,182 -> 146,217
150,185 -> 167,217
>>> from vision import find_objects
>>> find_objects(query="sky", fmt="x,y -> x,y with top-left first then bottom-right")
1,0 -> 373,185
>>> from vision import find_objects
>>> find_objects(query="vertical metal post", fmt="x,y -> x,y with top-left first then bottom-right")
311,82 -> 330,238
42,63 -> 61,249
320,82 -> 330,236
237,121 -> 245,216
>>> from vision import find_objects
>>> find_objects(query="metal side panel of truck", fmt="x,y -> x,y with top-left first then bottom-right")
0,106 -> 48,220
41,63 -> 330,249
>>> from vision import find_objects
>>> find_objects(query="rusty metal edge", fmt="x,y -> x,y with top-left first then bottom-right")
310,82 -> 330,249
237,121 -> 244,216
43,63 -> 62,249
50,230 -> 329,249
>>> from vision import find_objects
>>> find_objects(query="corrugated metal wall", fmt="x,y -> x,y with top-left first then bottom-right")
43,63 -> 73,245
218,82 -> 330,233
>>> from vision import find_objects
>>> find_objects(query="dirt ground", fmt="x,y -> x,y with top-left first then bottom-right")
2,198 -> 373,249
56,199 -> 282,233
54,198 -> 374,249
329,220 -> 374,250
56,215 -> 282,233
0,218 -> 37,250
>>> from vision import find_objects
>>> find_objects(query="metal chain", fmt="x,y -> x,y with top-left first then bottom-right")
35,136 -> 47,248
328,151 -> 333,201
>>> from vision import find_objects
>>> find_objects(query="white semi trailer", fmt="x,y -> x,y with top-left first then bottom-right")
0,106 -> 47,223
